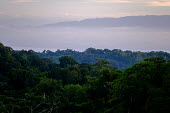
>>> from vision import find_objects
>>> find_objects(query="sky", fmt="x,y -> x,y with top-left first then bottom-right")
1,0 -> 170,20
0,0 -> 170,52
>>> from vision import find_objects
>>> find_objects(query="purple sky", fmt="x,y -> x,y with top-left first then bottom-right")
0,0 -> 170,52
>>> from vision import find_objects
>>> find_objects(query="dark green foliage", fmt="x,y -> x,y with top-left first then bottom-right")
0,43 -> 169,113
37,48 -> 170,70
59,56 -> 79,68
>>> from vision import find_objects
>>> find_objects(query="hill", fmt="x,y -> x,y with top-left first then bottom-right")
37,48 -> 170,70
42,15 -> 170,28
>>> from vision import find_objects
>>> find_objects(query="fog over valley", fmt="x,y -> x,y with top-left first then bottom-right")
1,15 -> 170,52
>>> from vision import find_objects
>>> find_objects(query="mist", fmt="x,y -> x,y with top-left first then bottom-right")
1,24 -> 170,53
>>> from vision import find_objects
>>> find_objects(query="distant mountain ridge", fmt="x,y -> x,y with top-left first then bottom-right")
42,15 -> 170,28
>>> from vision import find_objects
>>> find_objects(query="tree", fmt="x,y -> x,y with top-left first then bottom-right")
62,84 -> 89,113
59,56 -> 78,68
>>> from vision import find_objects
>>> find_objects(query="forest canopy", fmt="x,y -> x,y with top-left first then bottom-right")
37,48 -> 170,70
0,43 -> 170,113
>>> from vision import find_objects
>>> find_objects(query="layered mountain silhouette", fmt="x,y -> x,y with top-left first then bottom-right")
42,15 -> 170,28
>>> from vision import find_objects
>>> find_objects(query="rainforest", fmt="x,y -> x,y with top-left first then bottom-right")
0,43 -> 169,113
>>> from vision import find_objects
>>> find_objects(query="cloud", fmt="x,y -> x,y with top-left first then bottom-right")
91,0 -> 170,7
150,0 -> 170,6
92,0 -> 132,3
0,11 -> 4,15
13,0 -> 40,3
11,0 -> 170,6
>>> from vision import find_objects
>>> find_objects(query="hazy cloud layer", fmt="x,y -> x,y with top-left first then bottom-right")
92,0 -> 132,3
7,0 -> 170,6
92,0 -> 170,6
12,0 -> 40,3
1,0 -> 170,19
1,22 -> 170,52
150,1 -> 170,6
